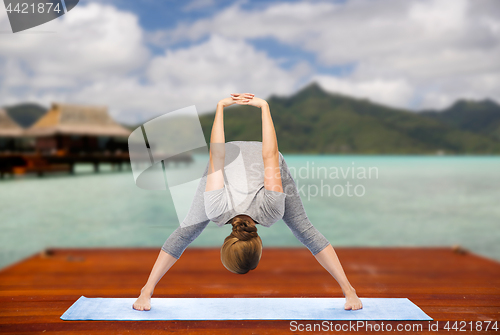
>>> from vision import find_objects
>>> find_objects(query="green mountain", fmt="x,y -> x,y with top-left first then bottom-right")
4,84 -> 500,154
199,83 -> 500,154
3,103 -> 47,128
421,99 -> 500,141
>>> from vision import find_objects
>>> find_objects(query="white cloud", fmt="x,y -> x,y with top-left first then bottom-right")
1,0 -> 499,123
153,0 -> 500,109
125,34 -> 308,122
0,0 -> 310,124
75,33 -> 309,124
147,34 -> 305,93
0,2 -> 152,119
314,75 -> 414,108
0,2 -> 149,82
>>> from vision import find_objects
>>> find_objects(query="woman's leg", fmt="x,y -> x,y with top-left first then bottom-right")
314,245 -> 362,310
133,162 -> 211,311
133,218 -> 210,311
133,250 -> 177,311
280,157 -> 362,310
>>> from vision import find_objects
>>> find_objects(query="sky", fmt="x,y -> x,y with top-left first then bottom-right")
0,0 -> 499,124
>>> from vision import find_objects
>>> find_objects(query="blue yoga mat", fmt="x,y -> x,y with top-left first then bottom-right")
61,296 -> 432,321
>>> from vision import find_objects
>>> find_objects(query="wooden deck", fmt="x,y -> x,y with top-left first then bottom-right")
0,247 -> 499,334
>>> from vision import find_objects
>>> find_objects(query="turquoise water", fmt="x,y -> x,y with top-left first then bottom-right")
1,155 -> 499,269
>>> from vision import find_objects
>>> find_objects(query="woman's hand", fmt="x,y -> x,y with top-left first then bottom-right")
218,93 -> 254,108
231,93 -> 267,108
218,97 -> 236,108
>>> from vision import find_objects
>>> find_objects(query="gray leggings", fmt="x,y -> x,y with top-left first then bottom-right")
161,157 -> 331,259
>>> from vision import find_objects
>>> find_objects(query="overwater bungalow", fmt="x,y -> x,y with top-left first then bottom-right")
24,102 -> 131,155
0,103 -> 132,177
0,108 -> 25,152
1,102 -> 193,177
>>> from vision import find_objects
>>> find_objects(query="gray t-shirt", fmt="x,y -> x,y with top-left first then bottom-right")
161,141 -> 331,259
203,141 -> 287,227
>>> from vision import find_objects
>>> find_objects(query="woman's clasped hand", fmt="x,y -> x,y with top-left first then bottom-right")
218,93 -> 268,108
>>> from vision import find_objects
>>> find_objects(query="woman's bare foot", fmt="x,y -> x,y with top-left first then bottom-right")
344,287 -> 363,310
133,287 -> 153,311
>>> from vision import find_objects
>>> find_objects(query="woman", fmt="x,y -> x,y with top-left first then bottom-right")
133,93 -> 363,311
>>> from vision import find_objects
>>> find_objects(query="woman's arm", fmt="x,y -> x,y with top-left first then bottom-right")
205,102 -> 226,192
232,94 -> 283,193
205,95 -> 254,192
261,102 -> 283,193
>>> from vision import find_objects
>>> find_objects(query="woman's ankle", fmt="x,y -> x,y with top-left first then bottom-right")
343,285 -> 356,297
140,285 -> 154,297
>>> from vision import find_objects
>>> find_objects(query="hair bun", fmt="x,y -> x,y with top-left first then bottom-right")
231,217 -> 258,241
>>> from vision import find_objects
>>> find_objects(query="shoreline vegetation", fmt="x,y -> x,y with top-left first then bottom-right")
4,82 -> 500,155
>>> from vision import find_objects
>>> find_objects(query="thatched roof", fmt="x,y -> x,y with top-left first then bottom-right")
0,108 -> 23,137
25,102 -> 131,137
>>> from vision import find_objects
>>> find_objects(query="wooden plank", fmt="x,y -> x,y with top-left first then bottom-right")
1,247 -> 499,334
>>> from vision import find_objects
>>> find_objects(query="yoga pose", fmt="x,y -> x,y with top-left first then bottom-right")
133,93 -> 363,311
